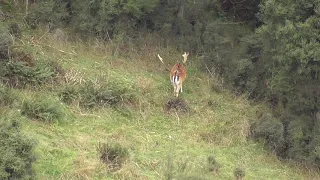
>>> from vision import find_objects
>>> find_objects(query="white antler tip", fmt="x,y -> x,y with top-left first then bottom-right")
157,54 -> 164,63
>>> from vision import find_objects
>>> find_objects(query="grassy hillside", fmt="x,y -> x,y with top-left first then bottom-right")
1,25 -> 320,180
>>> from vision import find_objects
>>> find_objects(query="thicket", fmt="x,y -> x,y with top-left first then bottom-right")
3,0 -> 320,168
0,117 -> 37,180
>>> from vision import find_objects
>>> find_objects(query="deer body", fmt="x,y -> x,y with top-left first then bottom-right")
157,52 -> 189,97
170,63 -> 187,97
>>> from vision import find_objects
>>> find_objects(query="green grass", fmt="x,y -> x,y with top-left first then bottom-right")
1,26 -> 320,180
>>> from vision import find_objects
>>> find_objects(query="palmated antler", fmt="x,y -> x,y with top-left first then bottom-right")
157,54 -> 164,64
182,52 -> 189,64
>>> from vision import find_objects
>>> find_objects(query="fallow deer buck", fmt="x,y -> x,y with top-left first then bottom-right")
157,52 -> 189,97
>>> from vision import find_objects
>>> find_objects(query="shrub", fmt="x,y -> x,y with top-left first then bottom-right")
59,79 -> 136,109
250,114 -> 285,155
284,115 -> 313,162
59,85 -> 79,105
21,95 -> 66,123
97,142 -> 129,171
0,117 -> 37,179
1,51 -> 65,88
1,60 -> 55,88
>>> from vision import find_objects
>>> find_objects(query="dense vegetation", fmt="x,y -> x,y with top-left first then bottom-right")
1,0 -> 320,179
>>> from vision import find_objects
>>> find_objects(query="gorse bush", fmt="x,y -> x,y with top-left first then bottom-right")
1,60 -> 55,88
1,49 -> 65,88
21,95 -> 67,123
0,117 -> 36,180
97,142 -> 129,171
59,78 -> 136,109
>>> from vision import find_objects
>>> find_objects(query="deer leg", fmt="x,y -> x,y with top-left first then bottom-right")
173,84 -> 177,96
175,84 -> 181,97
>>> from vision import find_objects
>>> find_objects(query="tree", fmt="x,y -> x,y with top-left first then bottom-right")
256,0 -> 320,115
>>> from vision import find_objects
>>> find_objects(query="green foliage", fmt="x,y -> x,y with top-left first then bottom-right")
1,50 -> 63,88
307,118 -> 320,167
0,117 -> 37,180
255,0 -> 320,114
1,60 -> 55,88
0,24 -> 12,60
250,114 -> 285,155
202,22 -> 253,91
0,85 -> 17,107
220,0 -> 260,22
59,78 -> 136,109
21,95 -> 67,123
27,0 -> 159,38
248,0 -> 320,166
9,22 -> 21,38
97,142 -> 129,171
285,115 -> 313,161
26,1 -> 69,29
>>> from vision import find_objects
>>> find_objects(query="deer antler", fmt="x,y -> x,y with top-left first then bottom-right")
182,52 -> 189,64
157,54 -> 164,64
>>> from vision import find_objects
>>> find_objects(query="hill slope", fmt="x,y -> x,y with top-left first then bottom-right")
1,27 -> 320,180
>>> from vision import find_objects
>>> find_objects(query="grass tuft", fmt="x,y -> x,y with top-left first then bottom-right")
207,155 -> 220,173
97,142 -> 129,171
234,167 -> 245,180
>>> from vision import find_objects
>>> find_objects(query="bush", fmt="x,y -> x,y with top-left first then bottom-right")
1,51 -> 65,88
0,117 -> 37,179
21,95 -> 66,123
1,60 -> 56,88
97,142 -> 129,171
59,79 -> 136,109
284,115 -> 313,162
250,114 -> 285,155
